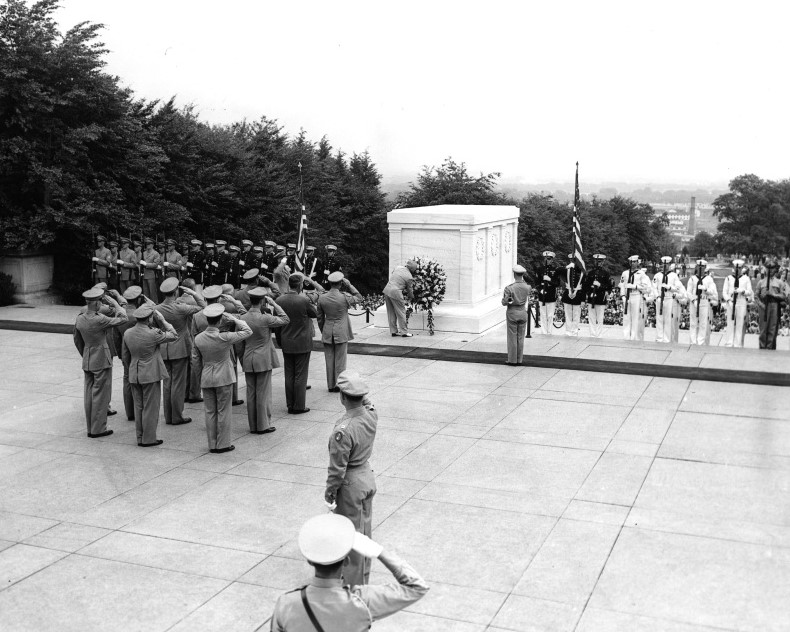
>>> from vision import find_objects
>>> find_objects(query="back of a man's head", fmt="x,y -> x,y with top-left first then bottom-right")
289,273 -> 303,291
182,278 -> 196,291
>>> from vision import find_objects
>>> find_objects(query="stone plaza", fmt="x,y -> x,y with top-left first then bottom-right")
0,304 -> 788,631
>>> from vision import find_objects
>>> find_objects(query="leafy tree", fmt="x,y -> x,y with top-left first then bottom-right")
687,231 -> 718,257
394,158 -> 508,208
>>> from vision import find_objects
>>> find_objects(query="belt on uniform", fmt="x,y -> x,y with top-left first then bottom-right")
345,461 -> 370,471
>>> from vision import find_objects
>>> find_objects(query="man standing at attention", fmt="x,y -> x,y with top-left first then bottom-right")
561,253 -> 585,336
192,303 -> 252,453
325,371 -> 378,586
754,260 -> 789,349
722,259 -> 754,348
276,273 -> 318,415
583,254 -> 613,338
73,287 -> 128,438
317,272 -> 363,391
536,251 -> 560,335
383,259 -> 417,337
501,264 -> 530,365
686,259 -> 718,345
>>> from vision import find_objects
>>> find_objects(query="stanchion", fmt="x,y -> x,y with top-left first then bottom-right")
526,305 -> 532,338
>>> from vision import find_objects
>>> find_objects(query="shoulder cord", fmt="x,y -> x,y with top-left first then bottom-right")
300,586 -> 327,632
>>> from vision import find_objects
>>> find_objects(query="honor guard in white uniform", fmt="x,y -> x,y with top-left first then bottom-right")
536,251 -> 560,335
270,513 -> 428,631
325,372 -> 378,587
653,256 -> 687,343
501,264 -> 531,364
561,253 -> 585,336
722,259 -> 753,347
687,259 -> 718,345
583,254 -> 613,337
619,255 -> 653,341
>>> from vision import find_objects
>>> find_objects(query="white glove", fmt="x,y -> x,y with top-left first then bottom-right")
239,260 -> 245,266
116,259 -> 124,265
186,262 -> 193,268
543,275 -> 551,281
324,269 -> 330,275
211,261 -> 218,268
593,280 -> 600,287
662,283 -> 670,290
323,499 -> 336,511
163,262 -> 169,268
352,532 -> 383,559
91,257 -> 98,262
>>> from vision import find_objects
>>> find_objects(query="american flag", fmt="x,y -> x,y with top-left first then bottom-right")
294,207 -> 308,272
572,162 -> 586,272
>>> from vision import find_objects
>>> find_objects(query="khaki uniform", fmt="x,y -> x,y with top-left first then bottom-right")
94,246 -> 113,281
141,248 -> 162,301
383,266 -> 413,335
501,279 -> 531,363
755,275 -> 789,349
326,403 -> 378,586
164,250 -> 184,279
73,304 -> 128,435
117,247 -> 138,294
317,285 -> 362,390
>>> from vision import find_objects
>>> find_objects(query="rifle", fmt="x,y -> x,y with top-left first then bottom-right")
659,261 -> 668,316
696,272 -> 703,319
89,226 -> 97,285
732,263 -> 740,320
309,253 -> 318,279
624,269 -> 634,315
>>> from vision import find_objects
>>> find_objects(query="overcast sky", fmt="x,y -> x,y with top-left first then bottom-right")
54,0 -> 788,187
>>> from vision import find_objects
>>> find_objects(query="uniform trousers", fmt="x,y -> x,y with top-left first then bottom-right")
622,294 -> 646,341
119,279 -> 132,294
203,384 -> 234,450
689,299 -> 712,345
505,308 -> 527,363
162,358 -> 188,424
188,355 -> 202,400
283,351 -> 310,411
588,303 -> 606,337
335,463 -> 376,586
245,371 -> 273,431
122,360 -> 134,420
724,300 -> 748,347
758,301 -> 780,349
538,302 -> 555,335
142,278 -> 159,302
83,368 -> 112,435
130,382 -> 161,444
231,349 -> 240,402
655,297 -> 677,343
564,303 -> 581,336
323,341 -> 348,389
383,289 -> 408,334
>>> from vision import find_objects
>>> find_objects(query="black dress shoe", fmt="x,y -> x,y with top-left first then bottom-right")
171,417 -> 192,426
185,398 -> 204,403
127,417 -> 135,421
107,409 -> 117,416
215,445 -> 235,453
252,427 -> 276,434
289,408 -> 310,415
400,333 -> 414,337
328,387 -> 340,393
140,440 -> 164,447
87,430 -> 114,438
391,333 -> 398,336
306,385 -> 311,390
232,399 -> 244,406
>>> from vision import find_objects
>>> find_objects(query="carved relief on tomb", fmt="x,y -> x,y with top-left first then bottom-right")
475,236 -> 485,261
490,233 -> 499,258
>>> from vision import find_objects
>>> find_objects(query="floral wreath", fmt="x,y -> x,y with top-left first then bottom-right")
405,256 -> 447,335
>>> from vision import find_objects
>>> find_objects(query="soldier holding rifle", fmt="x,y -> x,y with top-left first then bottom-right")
653,255 -> 687,343
583,254 -> 612,338
140,237 -> 162,301
92,235 -> 113,285
536,251 -> 560,335
686,259 -> 718,345
619,255 -> 653,341
722,259 -> 753,348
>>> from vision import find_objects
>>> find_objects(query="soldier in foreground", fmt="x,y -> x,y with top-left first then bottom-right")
270,513 -> 428,631
501,264 -> 530,365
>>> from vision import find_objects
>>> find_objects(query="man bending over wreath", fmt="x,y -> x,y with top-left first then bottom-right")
383,260 -> 418,337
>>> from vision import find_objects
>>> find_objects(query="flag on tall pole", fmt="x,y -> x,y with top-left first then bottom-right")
295,161 -> 307,272
572,161 -> 586,273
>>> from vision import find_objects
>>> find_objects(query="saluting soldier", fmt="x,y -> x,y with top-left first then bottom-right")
561,254 -> 585,336
536,251 -> 560,335
619,255 -> 653,341
116,237 -> 138,294
140,237 -> 162,301
325,371 -> 378,586
501,264 -> 531,365
722,259 -> 754,348
92,235 -> 113,284
185,239 -> 205,291
118,285 -> 147,420
304,245 -> 319,281
687,259 -> 718,345
73,287 -> 128,438
754,260 -> 789,350
240,287 -> 290,434
653,256 -> 687,343
162,239 -> 183,280
203,242 -> 217,286
122,303 -> 178,447
270,513 -> 429,631
584,254 -> 613,338
317,272 -> 362,392
273,251 -> 291,295
322,244 -> 342,288
215,240 -> 231,285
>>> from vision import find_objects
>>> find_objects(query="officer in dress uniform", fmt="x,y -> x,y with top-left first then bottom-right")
501,264 -> 530,365
140,237 -> 162,301
117,237 -> 138,294
240,287 -> 290,434
755,260 -> 789,349
263,241 -> 277,281
73,287 -> 128,437
561,254 -> 585,336
118,285 -> 147,420
325,371 -> 378,586
285,243 -> 298,272
653,256 -> 687,343
92,235 -> 113,285
227,244 -> 242,288
215,240 -> 231,285
317,272 -> 362,391
584,254 -> 613,338
122,303 -> 178,447
536,251 -> 560,335
303,246 -> 318,281
203,242 -> 217,287
162,239 -> 183,280
687,259 -> 718,345
185,239 -> 205,291
722,259 -> 754,348
250,245 -> 266,279
322,244 -> 342,288
619,255 -> 653,341
239,239 -> 254,278
270,513 -> 429,631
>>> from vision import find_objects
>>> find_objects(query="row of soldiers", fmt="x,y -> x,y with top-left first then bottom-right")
91,235 -> 343,299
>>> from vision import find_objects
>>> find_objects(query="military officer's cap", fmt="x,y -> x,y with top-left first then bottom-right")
202,285 -> 222,299
512,264 -> 526,274
120,237 -> 130,244
229,244 -> 240,252
248,287 -> 267,298
160,277 -> 179,293
276,245 -> 286,253
202,303 -> 225,318
242,268 -> 260,281
93,281 -> 108,290
542,251 -> 555,258
133,304 -> 154,319
191,239 -> 202,246
133,240 -> 142,248
123,285 -> 143,300
696,259 -> 707,267
287,243 -> 296,250
82,287 -> 104,300
108,240 -> 118,248
253,246 -> 264,253
306,246 -> 316,252
298,514 -> 355,565
766,260 -> 779,269
96,235 -> 106,242
215,240 -> 227,246
166,238 -> 176,246
156,242 -> 165,248
327,271 -> 344,283
732,259 -> 745,267
205,242 -> 215,249
660,255 -> 673,264
221,283 -> 235,294
593,254 -> 606,260
241,239 -> 253,247
326,244 -> 337,251
144,237 -> 154,244
264,240 -> 276,247
628,255 -> 639,262
336,370 -> 369,397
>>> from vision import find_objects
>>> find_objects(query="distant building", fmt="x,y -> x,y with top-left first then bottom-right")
652,200 -> 719,240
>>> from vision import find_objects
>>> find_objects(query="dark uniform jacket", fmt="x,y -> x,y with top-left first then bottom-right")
584,268 -> 613,306
275,292 -> 318,354
537,263 -> 560,304
186,249 -> 205,284
561,265 -> 585,306
203,250 -> 217,286
215,250 -> 232,285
